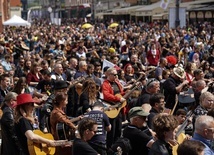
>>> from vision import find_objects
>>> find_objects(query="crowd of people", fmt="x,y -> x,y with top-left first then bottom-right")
0,18 -> 213,155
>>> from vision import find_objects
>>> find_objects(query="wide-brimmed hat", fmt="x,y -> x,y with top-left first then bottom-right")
16,94 -> 39,106
173,66 -> 185,79
128,107 -> 149,119
54,80 -> 68,90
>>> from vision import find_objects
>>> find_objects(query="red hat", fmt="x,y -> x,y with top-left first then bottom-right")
16,94 -> 39,106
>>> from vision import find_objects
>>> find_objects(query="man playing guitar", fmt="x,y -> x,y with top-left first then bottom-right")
102,67 -> 126,148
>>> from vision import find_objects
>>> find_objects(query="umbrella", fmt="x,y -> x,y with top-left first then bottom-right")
81,23 -> 93,29
109,23 -> 119,28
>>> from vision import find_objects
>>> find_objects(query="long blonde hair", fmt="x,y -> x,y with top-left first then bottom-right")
14,104 -> 35,124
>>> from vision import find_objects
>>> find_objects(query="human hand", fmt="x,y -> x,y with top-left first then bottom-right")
120,97 -> 126,103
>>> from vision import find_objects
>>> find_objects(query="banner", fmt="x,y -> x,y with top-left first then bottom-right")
102,59 -> 115,74
160,0 -> 170,10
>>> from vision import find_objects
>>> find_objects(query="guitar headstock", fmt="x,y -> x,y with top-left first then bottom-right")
116,146 -> 123,155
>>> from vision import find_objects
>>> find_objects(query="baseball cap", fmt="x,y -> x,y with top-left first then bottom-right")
128,107 -> 149,119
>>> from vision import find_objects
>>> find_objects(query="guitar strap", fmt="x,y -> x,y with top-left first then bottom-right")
88,141 -> 108,151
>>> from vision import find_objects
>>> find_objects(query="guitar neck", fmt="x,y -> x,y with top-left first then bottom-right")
123,84 -> 141,99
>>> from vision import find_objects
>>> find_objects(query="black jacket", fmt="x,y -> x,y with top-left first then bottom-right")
1,104 -> 23,155
149,139 -> 172,155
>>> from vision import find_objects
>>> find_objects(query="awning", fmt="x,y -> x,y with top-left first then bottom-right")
152,13 -> 168,20
112,5 -> 144,15
135,2 -> 163,16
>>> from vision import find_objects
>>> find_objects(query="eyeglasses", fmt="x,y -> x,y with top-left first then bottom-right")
111,73 -> 118,76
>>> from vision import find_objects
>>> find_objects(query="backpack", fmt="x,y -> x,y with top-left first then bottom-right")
110,137 -> 132,155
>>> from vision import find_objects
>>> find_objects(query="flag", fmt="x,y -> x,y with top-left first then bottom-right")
102,59 -> 115,74
84,17 -> 87,23
160,0 -> 170,10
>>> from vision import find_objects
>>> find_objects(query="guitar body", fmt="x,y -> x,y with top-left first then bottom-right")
28,130 -> 55,155
172,133 -> 186,155
104,94 -> 127,119
104,83 -> 142,119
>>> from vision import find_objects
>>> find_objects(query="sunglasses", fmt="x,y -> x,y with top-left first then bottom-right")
89,129 -> 98,134
111,73 -> 118,76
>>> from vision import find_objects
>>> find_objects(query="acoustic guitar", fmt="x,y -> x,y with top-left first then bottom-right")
28,130 -> 72,155
172,111 -> 194,155
104,82 -> 142,118
56,117 -> 81,141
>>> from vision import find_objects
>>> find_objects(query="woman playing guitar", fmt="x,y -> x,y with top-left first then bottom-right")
50,92 -> 81,155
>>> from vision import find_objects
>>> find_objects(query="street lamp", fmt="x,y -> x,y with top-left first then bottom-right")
91,0 -> 95,23
175,0 -> 180,27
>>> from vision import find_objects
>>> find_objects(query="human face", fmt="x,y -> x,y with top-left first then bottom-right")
201,97 -> 214,111
156,99 -> 165,113
204,124 -> 214,140
135,116 -> 147,128
1,77 -> 10,88
126,65 -> 133,74
176,114 -> 186,124
164,128 -> 177,142
151,82 -> 160,93
26,103 -> 35,113
108,70 -> 118,82
85,125 -> 98,141
62,98 -> 68,107
131,55 -> 138,63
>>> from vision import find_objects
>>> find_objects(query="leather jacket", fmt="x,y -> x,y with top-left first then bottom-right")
149,139 -> 172,155
1,104 -> 23,155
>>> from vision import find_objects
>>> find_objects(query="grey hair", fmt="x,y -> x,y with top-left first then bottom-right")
4,92 -> 18,102
200,91 -> 214,104
106,67 -> 116,74
79,61 -> 87,67
195,115 -> 214,132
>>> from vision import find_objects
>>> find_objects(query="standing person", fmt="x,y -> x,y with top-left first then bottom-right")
147,93 -> 166,129
155,57 -> 168,81
0,74 -> 10,105
14,93 -> 68,155
123,107 -> 154,155
149,114 -> 179,155
50,92 -> 78,155
26,62 -> 43,88
163,66 -> 189,110
146,43 -> 161,66
136,78 -> 160,106
102,67 -> 126,148
85,101 -> 111,155
1,92 -> 21,155
73,117 -> 99,155
78,79 -> 98,115
191,115 -> 214,154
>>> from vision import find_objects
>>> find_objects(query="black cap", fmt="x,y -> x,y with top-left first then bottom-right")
54,80 -> 68,90
103,66 -> 110,72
